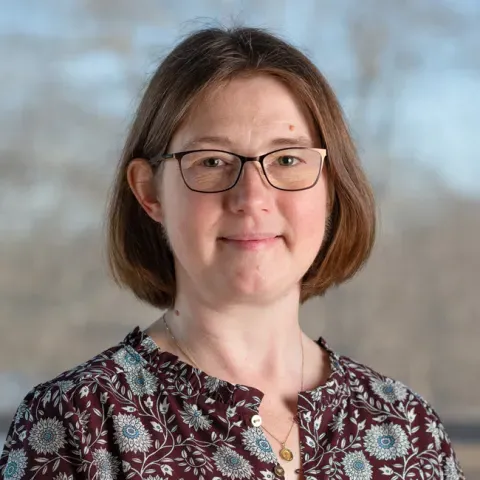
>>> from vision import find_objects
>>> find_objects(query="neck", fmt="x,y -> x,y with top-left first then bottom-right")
161,288 -> 305,391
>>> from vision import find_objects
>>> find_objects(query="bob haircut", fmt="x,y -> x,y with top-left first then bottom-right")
106,26 -> 376,308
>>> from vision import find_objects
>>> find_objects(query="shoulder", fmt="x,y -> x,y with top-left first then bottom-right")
0,327 -> 162,477
21,328 -> 143,402
2,331 -> 127,431
340,353 -> 425,406
318,337 -> 450,434
319,338 -> 430,413
339,352 -> 437,422
336,351 -> 465,476
10,326 -> 159,413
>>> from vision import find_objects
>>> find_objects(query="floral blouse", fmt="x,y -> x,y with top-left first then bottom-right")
1,327 -> 465,480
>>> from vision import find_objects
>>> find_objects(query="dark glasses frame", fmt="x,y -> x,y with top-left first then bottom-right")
150,147 -> 327,193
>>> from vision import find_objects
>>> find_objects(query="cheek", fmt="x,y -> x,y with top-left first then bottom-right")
291,183 -> 328,233
161,171 -> 220,243
295,202 -> 327,240
159,168 -> 189,235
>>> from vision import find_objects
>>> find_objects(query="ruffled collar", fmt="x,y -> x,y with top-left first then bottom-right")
122,326 -> 347,412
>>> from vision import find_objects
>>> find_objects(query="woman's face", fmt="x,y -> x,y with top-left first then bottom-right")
159,74 -> 329,304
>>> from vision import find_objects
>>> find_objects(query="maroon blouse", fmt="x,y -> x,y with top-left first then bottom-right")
1,327 -> 465,479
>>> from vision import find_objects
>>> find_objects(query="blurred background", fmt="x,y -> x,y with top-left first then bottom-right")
1,0 -> 479,475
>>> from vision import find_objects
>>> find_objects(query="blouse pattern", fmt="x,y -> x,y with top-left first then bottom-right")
0,327 -> 465,479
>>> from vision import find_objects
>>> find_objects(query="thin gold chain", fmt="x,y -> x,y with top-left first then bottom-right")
162,313 -> 199,369
162,311 -> 304,451
260,329 -> 304,449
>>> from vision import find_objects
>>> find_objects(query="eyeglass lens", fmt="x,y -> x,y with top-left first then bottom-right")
180,148 -> 323,192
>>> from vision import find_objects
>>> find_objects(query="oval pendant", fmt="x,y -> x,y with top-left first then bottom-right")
279,446 -> 294,461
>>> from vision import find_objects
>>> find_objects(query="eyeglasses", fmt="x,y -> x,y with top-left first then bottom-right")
152,147 -> 327,193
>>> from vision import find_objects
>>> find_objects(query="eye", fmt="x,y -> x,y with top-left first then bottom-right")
202,157 -> 225,167
277,155 -> 300,166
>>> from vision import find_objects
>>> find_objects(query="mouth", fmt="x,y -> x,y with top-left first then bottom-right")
219,234 -> 281,250
222,233 -> 280,241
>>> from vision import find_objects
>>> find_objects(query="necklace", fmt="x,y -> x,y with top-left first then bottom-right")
260,331 -> 304,462
161,312 -> 304,462
162,313 -> 199,369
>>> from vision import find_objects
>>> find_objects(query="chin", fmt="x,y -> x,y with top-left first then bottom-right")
217,270 -> 292,302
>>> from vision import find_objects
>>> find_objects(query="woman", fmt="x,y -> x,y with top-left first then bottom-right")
0,27 -> 464,480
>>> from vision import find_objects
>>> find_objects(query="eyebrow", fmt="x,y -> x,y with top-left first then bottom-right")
181,135 -> 314,151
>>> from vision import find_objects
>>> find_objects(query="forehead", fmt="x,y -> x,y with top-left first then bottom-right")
170,74 -> 318,151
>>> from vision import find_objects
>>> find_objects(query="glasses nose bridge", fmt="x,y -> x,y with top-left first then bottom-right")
237,154 -> 266,181
240,154 -> 263,165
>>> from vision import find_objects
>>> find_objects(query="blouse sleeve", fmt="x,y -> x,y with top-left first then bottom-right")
432,408 -> 466,479
0,385 -> 87,479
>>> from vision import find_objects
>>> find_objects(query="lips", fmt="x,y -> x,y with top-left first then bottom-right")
219,234 -> 281,250
221,233 -> 279,241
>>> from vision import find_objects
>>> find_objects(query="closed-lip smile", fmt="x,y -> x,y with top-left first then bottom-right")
219,233 -> 281,250
221,233 -> 279,241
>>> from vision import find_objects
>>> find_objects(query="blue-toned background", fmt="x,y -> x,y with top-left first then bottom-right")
1,0 -> 479,474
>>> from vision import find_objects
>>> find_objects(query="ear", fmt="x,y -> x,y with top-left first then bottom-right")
126,159 -> 163,223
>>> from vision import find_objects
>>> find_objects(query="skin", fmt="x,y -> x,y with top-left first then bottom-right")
128,74 -> 332,477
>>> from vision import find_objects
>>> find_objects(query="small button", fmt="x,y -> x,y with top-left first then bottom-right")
251,414 -> 262,427
274,464 -> 285,477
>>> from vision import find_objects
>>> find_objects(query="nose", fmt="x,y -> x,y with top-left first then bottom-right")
225,161 -> 273,214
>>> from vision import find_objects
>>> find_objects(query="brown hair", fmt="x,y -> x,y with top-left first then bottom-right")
106,26 -> 376,308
